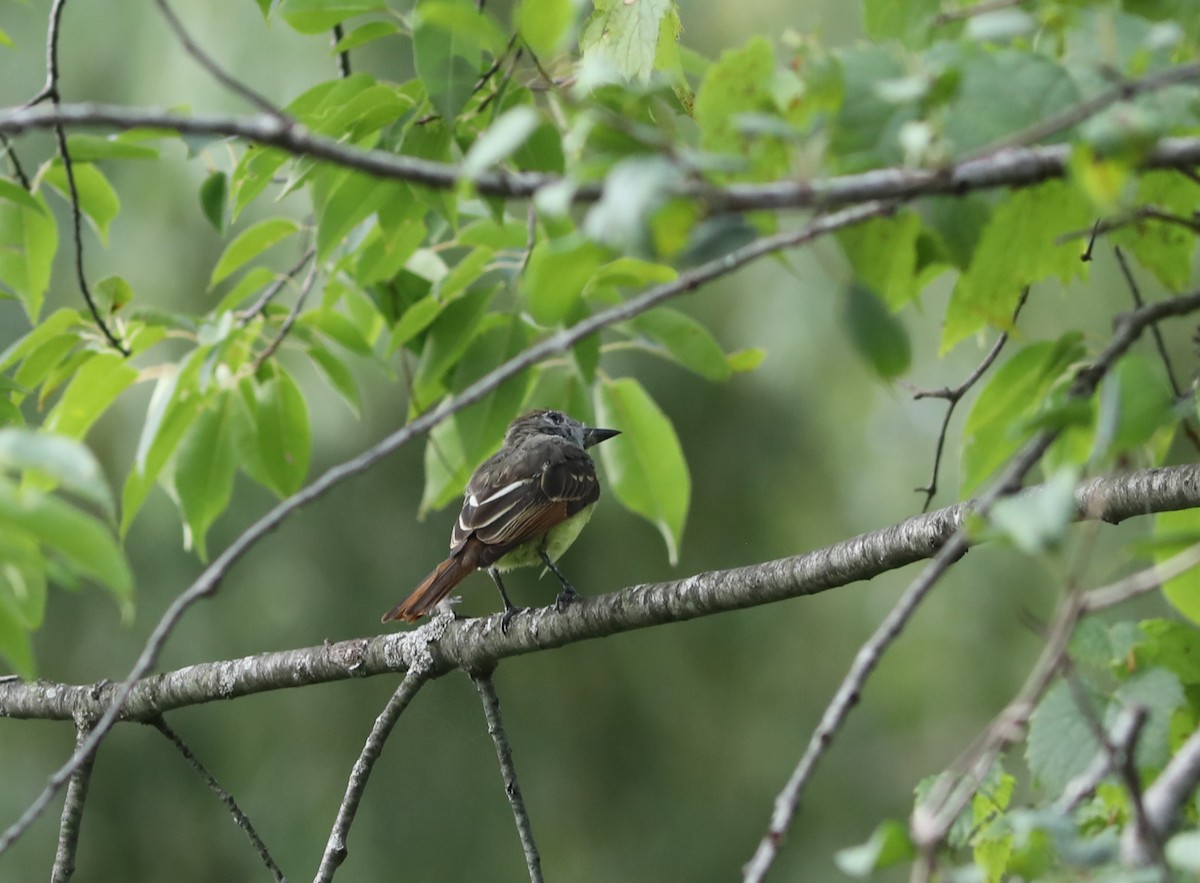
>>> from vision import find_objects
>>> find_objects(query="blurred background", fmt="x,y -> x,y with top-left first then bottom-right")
0,0 -> 1186,880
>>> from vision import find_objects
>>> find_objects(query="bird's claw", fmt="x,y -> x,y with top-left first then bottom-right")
500,605 -> 525,635
554,586 -> 579,613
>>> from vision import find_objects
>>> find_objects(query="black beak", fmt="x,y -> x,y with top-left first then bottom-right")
583,427 -> 620,448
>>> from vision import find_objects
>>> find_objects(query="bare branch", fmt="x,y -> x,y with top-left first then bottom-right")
331,25 -> 351,78
5,104 -> 1200,212
154,0 -> 287,118
1122,724 -> 1200,865
53,127 -> 129,355
959,61 -> 1200,163
237,247 -> 316,326
1055,706 -> 1148,814
911,287 -> 1028,510
50,722 -> 96,883
472,671 -> 543,883
150,717 -> 286,882
934,0 -> 1025,26
3,464 -> 1200,725
0,199 -> 886,858
314,668 -> 430,882
250,257 -> 320,372
742,286 -> 1200,882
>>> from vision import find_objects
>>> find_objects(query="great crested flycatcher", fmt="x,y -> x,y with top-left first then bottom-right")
381,409 -> 620,629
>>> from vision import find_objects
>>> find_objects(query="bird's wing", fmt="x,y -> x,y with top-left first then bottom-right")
450,439 -> 600,553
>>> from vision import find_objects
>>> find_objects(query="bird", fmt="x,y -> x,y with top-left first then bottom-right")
381,409 -> 620,630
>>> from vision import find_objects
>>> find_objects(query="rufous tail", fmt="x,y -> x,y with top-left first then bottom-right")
381,554 -> 474,623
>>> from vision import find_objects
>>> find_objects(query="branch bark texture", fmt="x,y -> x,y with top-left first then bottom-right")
3,464 -> 1196,724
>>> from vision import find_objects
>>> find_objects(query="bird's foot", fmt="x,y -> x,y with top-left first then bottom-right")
554,585 -> 579,613
500,605 -> 526,635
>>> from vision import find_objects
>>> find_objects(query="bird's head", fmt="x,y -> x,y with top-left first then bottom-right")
507,409 -> 620,449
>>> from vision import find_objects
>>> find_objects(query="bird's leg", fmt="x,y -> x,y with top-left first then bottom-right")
488,568 -> 523,634
539,550 -> 579,612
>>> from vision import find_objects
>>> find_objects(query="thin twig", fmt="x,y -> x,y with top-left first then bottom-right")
250,257 -> 320,372
1124,725 -> 1200,864
50,721 -> 96,883
0,133 -> 31,189
237,247 -> 317,326
1059,206 -> 1200,246
1055,705 -> 1147,814
154,0 -> 287,118
1113,245 -> 1200,454
742,286 -> 1200,882
331,24 -> 351,78
27,0 -> 128,354
472,670 -> 543,883
958,61 -> 1200,164
53,127 -> 129,354
910,287 -> 1028,510
314,669 -> 429,882
150,716 -> 286,882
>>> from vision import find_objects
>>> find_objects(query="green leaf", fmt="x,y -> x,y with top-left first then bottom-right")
65,134 -> 159,162
1112,172 -> 1200,291
1095,354 -> 1176,458
630,308 -> 731,382
199,171 -> 228,233
462,106 -> 540,179
95,275 -> 133,314
172,391 -> 239,560
45,352 -> 138,440
332,20 -> 400,52
121,369 -> 203,537
1113,667 -> 1185,771
0,429 -> 114,517
279,0 -> 386,34
0,178 -> 47,215
1134,620 -> 1200,685
862,0 -> 939,43
942,182 -> 1092,352
835,820 -> 916,876
838,213 -> 924,310
517,0 -> 576,57
523,237 -> 606,326
43,163 -> 121,245
584,156 -> 682,254
0,189 -> 57,321
1154,508 -> 1200,624
251,368 -> 312,497
210,217 -> 301,286
960,335 -> 1086,496
594,377 -> 689,564
306,344 -> 360,417
842,282 -> 911,380
727,348 -> 766,373
412,288 -> 493,402
988,466 -> 1079,554
0,478 -> 133,615
580,0 -> 673,82
315,173 -> 397,261
414,0 -> 492,121
694,37 -> 790,181
0,589 -> 37,678
1026,680 -> 1102,796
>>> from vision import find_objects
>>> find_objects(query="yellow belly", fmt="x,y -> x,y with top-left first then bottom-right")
492,504 -> 595,572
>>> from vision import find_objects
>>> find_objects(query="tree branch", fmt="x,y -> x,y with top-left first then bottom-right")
0,200 -> 885,856
150,716 -> 286,882
49,722 -> 95,883
314,667 -> 430,882
4,104 -> 1200,211
472,671 -> 543,883
742,287 -> 1200,882
2,464 -> 1199,724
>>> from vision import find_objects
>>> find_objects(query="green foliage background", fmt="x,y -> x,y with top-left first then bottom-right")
0,0 -> 1198,880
